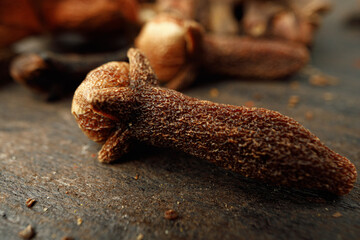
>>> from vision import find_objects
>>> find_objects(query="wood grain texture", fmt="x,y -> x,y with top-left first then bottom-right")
0,1 -> 359,239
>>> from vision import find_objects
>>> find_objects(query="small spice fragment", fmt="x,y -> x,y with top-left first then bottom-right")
18,225 -> 35,239
309,74 -> 337,87
332,212 -> 342,218
305,111 -> 314,120
209,88 -> 219,98
77,217 -> 83,226
134,174 -> 139,180
288,95 -> 300,108
136,233 -> 144,240
25,198 -> 36,208
164,209 -> 178,220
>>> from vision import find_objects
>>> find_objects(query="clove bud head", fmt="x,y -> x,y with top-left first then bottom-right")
135,13 -> 203,87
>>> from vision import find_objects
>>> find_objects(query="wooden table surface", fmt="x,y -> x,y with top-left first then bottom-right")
1,1 -> 359,239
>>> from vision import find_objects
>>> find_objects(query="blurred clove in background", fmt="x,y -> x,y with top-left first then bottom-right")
0,0 -> 139,99
0,0 -> 331,99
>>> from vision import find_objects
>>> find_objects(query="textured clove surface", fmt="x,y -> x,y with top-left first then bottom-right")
135,12 -> 310,90
202,35 -> 309,79
72,48 -> 357,195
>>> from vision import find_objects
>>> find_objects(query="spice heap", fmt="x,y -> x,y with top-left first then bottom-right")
72,48 -> 357,195
135,0 -> 331,89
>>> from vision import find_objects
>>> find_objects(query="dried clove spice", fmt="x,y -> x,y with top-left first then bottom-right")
135,13 -> 309,89
10,45 -> 129,99
155,0 -> 331,45
164,209 -> 179,220
18,225 -> 35,239
72,48 -> 357,195
135,0 -> 331,89
0,0 -> 139,48
242,0 -> 331,45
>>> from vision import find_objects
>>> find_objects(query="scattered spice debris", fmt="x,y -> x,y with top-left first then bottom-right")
302,66 -> 338,86
25,198 -> 36,208
209,88 -> 219,98
332,212 -> 342,218
77,217 -> 83,226
18,225 -> 35,239
136,233 -> 144,240
288,95 -> 300,108
164,209 -> 178,220
305,111 -> 314,120
309,74 -> 338,87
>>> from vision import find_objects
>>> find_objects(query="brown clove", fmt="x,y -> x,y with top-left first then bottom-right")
72,48 -> 357,195
10,44 -> 129,99
135,13 -> 309,90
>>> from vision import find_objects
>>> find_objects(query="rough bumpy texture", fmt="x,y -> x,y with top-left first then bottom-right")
72,48 -> 357,195
72,61 -> 131,143
135,13 -> 309,90
202,35 -> 309,79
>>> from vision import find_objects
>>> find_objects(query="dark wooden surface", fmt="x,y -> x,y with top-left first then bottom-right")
1,1 -> 360,239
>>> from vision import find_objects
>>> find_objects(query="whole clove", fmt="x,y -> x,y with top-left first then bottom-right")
72,48 -> 357,195
10,44 -> 129,99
